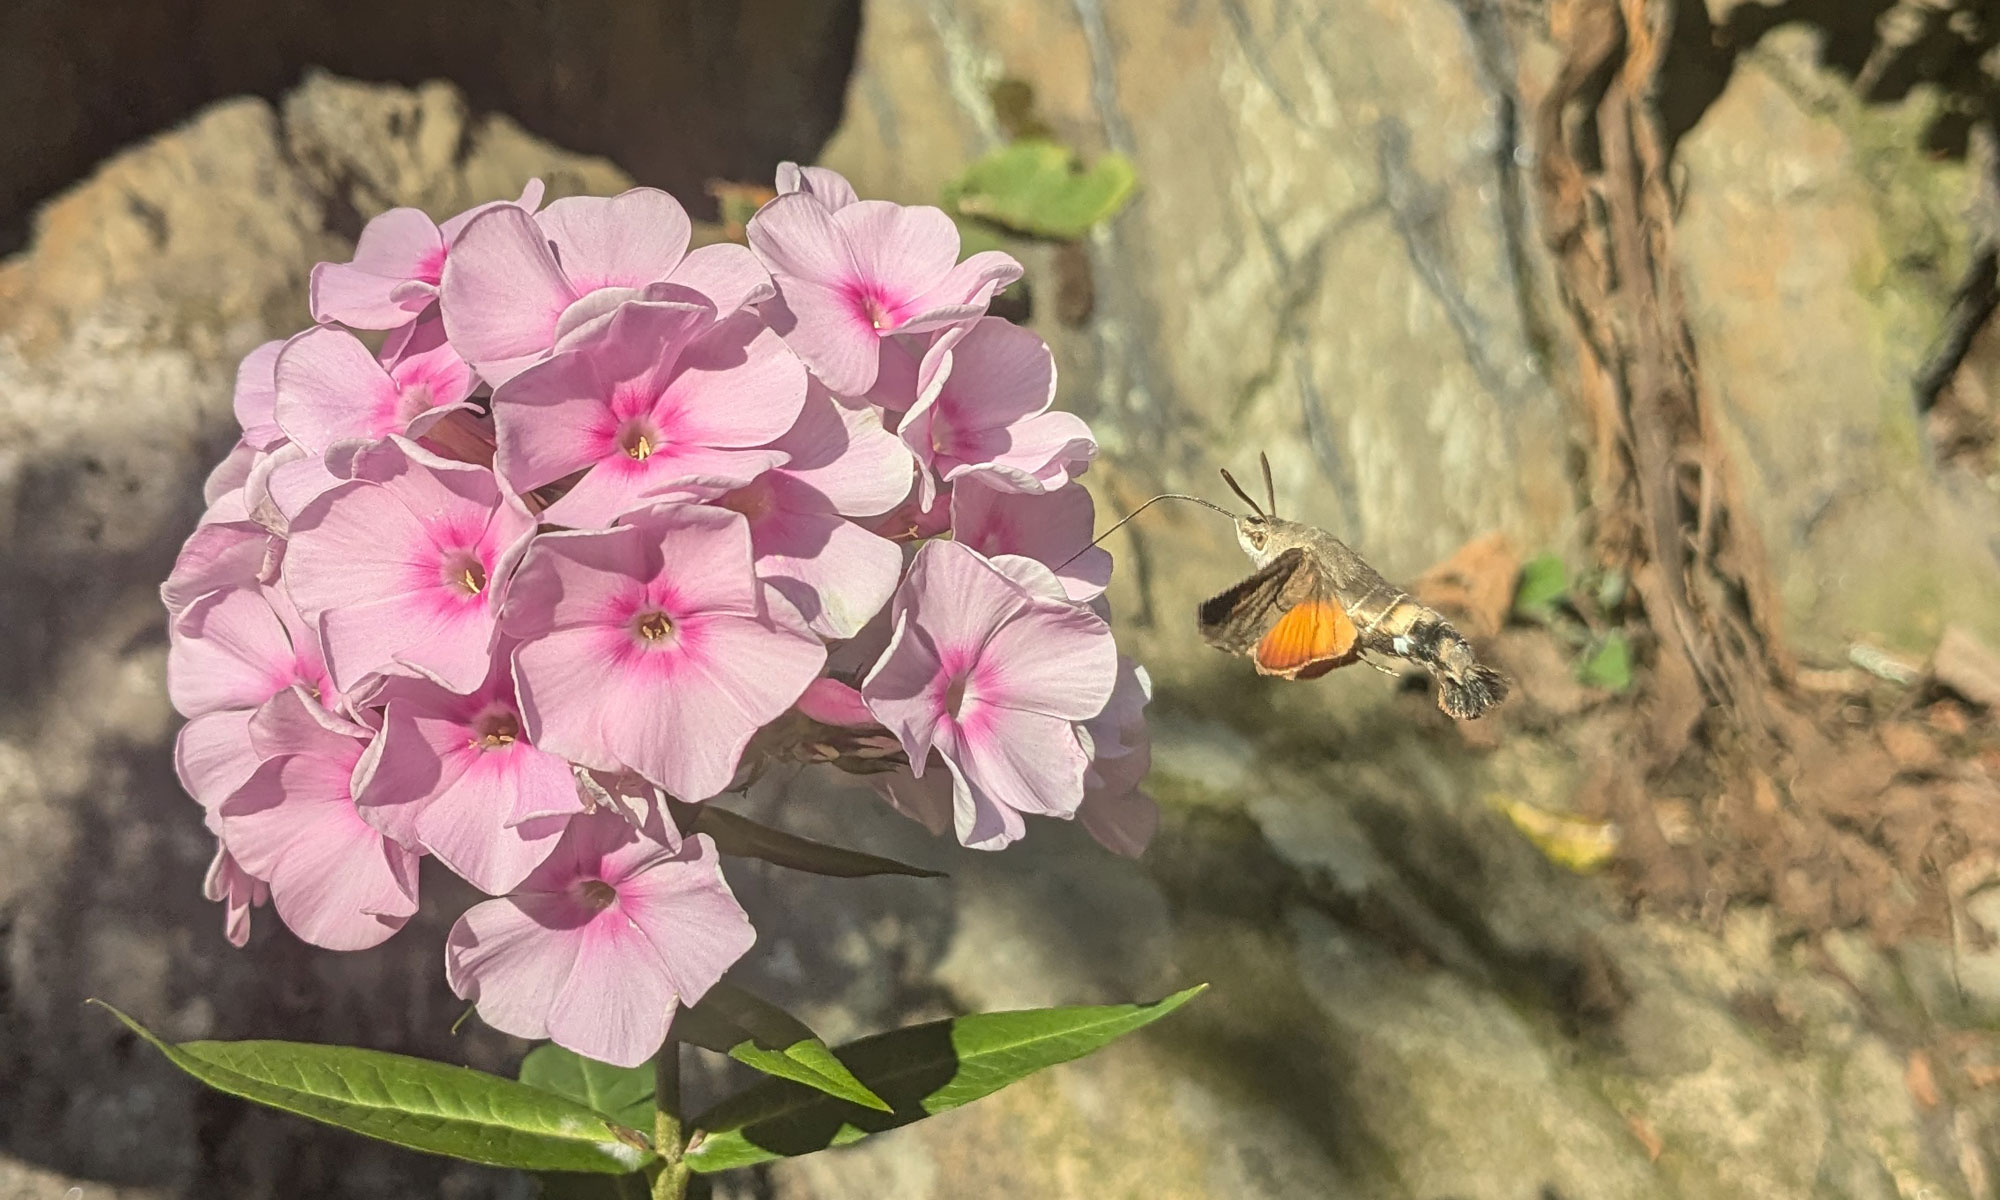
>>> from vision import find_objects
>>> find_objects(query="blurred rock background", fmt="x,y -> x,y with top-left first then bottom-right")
6,1 -> 2000,1198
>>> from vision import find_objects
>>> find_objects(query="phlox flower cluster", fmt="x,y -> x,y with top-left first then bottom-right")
162,165 -> 1157,1067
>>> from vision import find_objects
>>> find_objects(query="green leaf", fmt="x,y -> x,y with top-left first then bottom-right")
1577,631 -> 1634,691
92,1002 -> 653,1174
942,139 -> 1137,240
675,983 -> 891,1113
693,806 -> 944,879
685,985 -> 1206,1173
518,1044 -> 656,1130
1512,553 -> 1569,620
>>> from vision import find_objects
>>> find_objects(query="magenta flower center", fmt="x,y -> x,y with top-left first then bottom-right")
846,282 -> 906,332
573,879 -> 619,911
440,549 -> 488,596
944,673 -> 971,720
395,381 -> 436,424
635,610 -> 674,643
617,419 -> 662,461
470,709 -> 520,750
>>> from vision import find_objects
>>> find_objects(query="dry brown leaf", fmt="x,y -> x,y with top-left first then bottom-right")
1907,1049 -> 1942,1109
1625,1112 -> 1664,1162
1413,532 -> 1521,639
1935,626 -> 2000,710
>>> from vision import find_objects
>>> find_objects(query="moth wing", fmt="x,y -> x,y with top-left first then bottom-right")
1198,547 -> 1314,655
1254,598 -> 1359,680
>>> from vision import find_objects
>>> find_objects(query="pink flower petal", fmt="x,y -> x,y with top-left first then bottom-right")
768,383 -> 913,518
162,520 -> 273,616
233,340 -> 286,449
535,188 -> 691,291
977,600 -> 1117,721
445,890 -> 580,1042
833,200 -> 960,304
900,251 -> 1025,331
796,677 -> 874,727
746,192 -> 857,284
168,586 -> 304,717
750,506 -> 902,639
310,207 -> 447,328
176,708 -> 261,812
661,313 -> 807,448
663,243 -> 776,313
274,326 -> 406,454
951,480 -> 1111,601
440,205 -> 578,386
775,162 -> 859,210
758,275 -> 882,397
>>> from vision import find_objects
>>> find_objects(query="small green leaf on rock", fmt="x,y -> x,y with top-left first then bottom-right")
685,985 -> 1206,1173
519,1044 -> 656,1131
1513,553 -> 1569,620
675,983 -> 890,1112
92,1001 -> 653,1175
943,139 -> 1137,240
1577,631 -> 1634,692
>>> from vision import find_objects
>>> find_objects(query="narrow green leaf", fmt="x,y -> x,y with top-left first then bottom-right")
685,985 -> 1206,1173
1512,553 -> 1569,619
693,806 -> 944,879
92,1002 -> 654,1175
519,1044 -> 656,1130
1577,631 -> 1634,691
675,983 -> 890,1113
942,139 -> 1137,240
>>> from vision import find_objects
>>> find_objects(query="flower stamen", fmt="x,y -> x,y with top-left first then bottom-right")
636,611 -> 673,642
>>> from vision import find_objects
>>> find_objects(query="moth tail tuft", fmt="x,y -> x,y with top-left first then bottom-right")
1436,662 -> 1509,720
1398,613 -> 1509,720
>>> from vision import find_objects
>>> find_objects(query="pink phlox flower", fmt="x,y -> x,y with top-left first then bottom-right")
901,316 -> 1096,507
717,382 -> 910,638
310,179 -> 546,330
745,192 -> 1022,396
440,187 -> 775,386
169,581 -> 340,813
274,320 -> 477,455
774,161 -> 858,211
445,813 -> 753,1068
217,687 -> 420,950
1077,656 -> 1157,858
203,842 -> 270,948
950,477 -> 1112,602
234,340 -> 286,450
199,440 -> 263,526
860,539 -> 1116,850
362,656 -> 584,895
493,299 -> 803,528
285,436 -> 536,696
501,504 -> 827,803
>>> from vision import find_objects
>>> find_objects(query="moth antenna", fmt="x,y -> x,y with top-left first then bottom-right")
1259,452 -> 1278,519
1054,493 -> 1237,569
1218,467 -> 1266,518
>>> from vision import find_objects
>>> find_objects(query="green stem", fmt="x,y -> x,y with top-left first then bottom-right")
651,1039 -> 691,1200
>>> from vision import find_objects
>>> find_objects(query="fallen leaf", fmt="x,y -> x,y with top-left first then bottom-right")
1879,722 -> 1941,772
1415,532 -> 1520,638
1487,794 -> 1621,873
1907,1049 -> 1941,1109
1935,625 -> 2000,709
1624,1113 -> 1664,1162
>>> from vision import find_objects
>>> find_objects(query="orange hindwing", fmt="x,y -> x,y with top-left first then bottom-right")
1252,600 -> 1358,680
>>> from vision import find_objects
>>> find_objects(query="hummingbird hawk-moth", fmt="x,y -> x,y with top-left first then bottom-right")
1194,456 -> 1509,720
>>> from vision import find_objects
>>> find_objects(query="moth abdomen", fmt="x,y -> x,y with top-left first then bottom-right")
1372,606 -> 1509,720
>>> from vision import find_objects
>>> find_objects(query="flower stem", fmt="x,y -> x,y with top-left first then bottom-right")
651,1038 -> 691,1200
